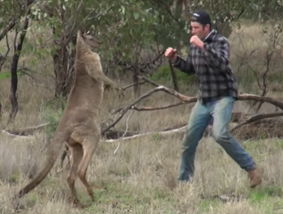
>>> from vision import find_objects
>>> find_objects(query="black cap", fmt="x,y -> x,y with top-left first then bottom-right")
191,10 -> 211,25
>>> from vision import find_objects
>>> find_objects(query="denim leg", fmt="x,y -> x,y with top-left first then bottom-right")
179,101 -> 211,181
211,97 -> 256,171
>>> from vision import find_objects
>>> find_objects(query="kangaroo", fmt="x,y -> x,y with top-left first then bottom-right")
17,31 -> 117,206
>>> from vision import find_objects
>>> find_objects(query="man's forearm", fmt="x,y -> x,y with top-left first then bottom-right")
173,56 -> 195,74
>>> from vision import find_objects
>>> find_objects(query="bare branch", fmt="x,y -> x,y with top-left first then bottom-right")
238,93 -> 283,110
2,122 -> 49,136
104,111 -> 283,142
4,90 -> 283,141
0,0 -> 36,41
122,80 -> 146,91
105,125 -> 186,143
0,18 -> 17,41
132,102 -> 185,111
231,112 -> 283,132
102,85 -> 197,135
103,77 -> 283,137
138,75 -> 159,87
130,93 -> 283,112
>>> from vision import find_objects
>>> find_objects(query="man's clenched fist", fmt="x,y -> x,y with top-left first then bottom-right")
164,47 -> 177,61
190,35 -> 204,48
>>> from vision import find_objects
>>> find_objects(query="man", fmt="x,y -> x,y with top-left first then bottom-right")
164,10 -> 261,187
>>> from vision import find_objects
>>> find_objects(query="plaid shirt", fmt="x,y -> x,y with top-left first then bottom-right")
174,29 -> 238,102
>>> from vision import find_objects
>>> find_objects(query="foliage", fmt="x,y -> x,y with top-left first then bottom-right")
244,0 -> 283,20
0,0 -> 28,28
1,0 -> 283,97
42,96 -> 66,138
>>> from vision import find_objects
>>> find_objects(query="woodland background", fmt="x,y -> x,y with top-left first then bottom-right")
0,0 -> 283,213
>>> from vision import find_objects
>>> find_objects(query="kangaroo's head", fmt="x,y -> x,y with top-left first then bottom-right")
78,31 -> 100,50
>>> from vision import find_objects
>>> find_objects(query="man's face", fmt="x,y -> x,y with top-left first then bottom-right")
190,21 -> 210,39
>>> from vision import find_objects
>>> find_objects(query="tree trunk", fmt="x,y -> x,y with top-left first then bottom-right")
0,102 -> 2,120
52,33 -> 75,98
53,46 -> 69,97
8,16 -> 29,123
133,68 -> 141,97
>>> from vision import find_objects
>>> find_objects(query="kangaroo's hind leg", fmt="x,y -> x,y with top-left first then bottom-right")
67,143 -> 83,205
77,134 -> 100,201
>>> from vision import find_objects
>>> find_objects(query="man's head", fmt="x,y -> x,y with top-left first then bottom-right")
190,10 -> 211,39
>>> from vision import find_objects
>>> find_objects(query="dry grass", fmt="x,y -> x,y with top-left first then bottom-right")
0,85 -> 282,213
0,22 -> 283,213
229,22 -> 283,95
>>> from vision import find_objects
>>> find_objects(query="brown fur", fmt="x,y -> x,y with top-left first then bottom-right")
17,31 -> 117,205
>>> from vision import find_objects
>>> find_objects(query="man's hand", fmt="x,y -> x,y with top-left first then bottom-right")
190,35 -> 204,48
164,47 -> 177,61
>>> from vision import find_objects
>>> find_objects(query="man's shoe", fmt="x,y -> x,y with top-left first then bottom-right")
248,168 -> 262,188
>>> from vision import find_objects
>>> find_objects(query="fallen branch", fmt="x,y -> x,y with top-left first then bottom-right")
1,130 -> 36,140
122,80 -> 146,91
132,102 -> 185,111
238,93 -> 283,110
130,94 -> 283,113
138,75 -> 159,87
105,111 -> 283,142
102,85 -> 197,135
139,76 -> 283,110
104,126 -> 186,143
231,112 -> 283,132
2,122 -> 49,136
6,82 -> 283,142
103,78 -> 283,136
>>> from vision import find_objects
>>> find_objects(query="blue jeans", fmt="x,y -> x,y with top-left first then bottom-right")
179,96 -> 256,181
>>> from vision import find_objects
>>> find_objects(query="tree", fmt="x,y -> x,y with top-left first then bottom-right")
0,0 -> 35,122
1,0 -> 283,116
9,14 -> 30,123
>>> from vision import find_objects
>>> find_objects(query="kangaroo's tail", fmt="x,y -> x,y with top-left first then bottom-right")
17,135 -> 64,198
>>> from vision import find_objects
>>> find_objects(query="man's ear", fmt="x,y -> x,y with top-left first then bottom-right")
204,24 -> 210,31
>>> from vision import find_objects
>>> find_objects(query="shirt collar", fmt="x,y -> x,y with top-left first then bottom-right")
204,29 -> 216,42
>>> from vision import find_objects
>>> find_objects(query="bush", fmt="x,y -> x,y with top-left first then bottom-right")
150,65 -> 197,94
42,97 -> 66,139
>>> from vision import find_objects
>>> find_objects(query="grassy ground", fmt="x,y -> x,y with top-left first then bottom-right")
1,77 -> 283,213
1,23 -> 283,213
1,126 -> 283,213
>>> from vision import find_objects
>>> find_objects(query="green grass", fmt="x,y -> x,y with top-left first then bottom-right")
199,198 -> 222,213
80,182 -> 177,213
248,187 -> 283,214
